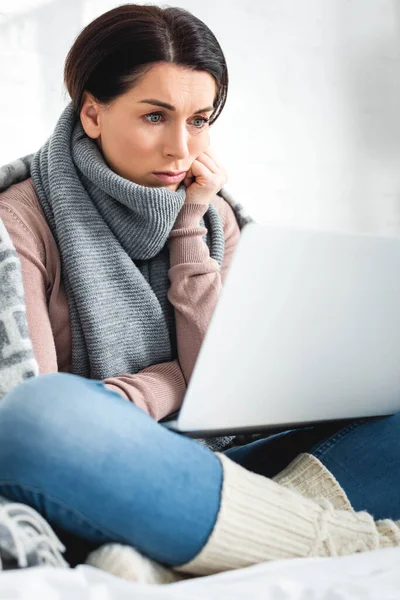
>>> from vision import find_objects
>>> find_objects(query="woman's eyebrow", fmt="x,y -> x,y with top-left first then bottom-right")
138,99 -> 214,113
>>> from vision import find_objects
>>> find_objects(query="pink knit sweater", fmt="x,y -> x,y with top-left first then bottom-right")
0,179 -> 240,420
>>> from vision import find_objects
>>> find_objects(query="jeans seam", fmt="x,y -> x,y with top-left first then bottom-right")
0,480 -> 133,546
310,420 -> 366,459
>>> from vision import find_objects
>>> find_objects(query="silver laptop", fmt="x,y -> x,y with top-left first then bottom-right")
162,221 -> 400,438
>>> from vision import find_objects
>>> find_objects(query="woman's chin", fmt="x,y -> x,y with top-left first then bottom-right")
161,182 -> 184,192
120,173 -> 184,192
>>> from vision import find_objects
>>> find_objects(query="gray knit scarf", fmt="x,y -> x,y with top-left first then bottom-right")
0,102 -> 254,451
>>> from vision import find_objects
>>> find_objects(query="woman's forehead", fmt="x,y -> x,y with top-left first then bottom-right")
126,63 -> 217,109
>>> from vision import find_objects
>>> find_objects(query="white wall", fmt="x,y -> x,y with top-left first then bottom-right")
1,0 -> 400,233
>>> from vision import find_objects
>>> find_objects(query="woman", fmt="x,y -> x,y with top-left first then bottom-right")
0,3 -> 399,584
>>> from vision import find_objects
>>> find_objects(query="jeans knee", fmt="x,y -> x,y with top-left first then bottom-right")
389,411 -> 400,426
0,373 -> 110,483
0,373 -> 112,423
0,372 -> 158,488
0,373 -> 75,431
378,411 -> 400,440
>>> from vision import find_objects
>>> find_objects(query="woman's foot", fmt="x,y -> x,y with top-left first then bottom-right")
85,543 -> 186,584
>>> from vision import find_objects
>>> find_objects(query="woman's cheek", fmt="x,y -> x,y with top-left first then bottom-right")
194,130 -> 210,154
129,130 -> 154,153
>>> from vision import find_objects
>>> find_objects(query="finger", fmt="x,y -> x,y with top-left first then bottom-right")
200,153 -> 228,185
195,152 -> 218,174
188,158 -> 215,186
183,171 -> 193,187
203,147 -> 220,167
184,165 -> 196,185
190,157 -> 211,178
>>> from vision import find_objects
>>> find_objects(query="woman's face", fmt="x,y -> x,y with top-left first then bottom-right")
80,62 -> 217,191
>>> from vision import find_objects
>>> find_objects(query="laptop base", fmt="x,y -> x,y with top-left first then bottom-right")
161,415 -> 382,439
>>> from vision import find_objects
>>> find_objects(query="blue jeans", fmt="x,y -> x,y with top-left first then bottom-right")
0,373 -> 398,567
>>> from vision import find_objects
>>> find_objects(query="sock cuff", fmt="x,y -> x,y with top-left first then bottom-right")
272,453 -> 353,511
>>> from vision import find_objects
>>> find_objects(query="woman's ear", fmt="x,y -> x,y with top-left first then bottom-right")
80,92 -> 102,139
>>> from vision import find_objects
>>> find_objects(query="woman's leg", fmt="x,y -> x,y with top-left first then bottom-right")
224,422 -> 346,477
1,374 -> 400,578
226,415 -> 400,519
0,372 -> 223,566
309,414 -> 400,519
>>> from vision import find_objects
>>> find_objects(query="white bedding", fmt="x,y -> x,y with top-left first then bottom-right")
1,547 -> 399,599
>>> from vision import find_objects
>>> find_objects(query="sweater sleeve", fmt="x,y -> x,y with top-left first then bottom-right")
0,197 -> 187,422
167,198 -> 241,384
104,361 -> 186,421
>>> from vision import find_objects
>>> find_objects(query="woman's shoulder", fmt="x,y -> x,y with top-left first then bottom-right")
0,177 -> 43,216
0,178 -> 53,250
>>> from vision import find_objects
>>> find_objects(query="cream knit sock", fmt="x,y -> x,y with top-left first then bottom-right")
272,453 -> 354,510
376,519 -> 400,547
85,544 -> 185,584
174,453 -> 400,576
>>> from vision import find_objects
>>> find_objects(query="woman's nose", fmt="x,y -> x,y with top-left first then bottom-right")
163,125 -> 190,159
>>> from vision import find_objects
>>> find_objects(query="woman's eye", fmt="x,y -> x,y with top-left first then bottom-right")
143,112 -> 209,129
192,117 -> 209,128
144,112 -> 164,124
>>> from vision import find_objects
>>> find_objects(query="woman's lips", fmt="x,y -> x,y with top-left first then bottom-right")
152,172 -> 186,183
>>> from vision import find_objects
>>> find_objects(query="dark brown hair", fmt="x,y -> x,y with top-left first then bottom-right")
64,4 -> 228,125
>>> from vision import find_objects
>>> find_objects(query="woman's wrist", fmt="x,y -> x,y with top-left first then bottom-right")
172,202 -> 209,230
